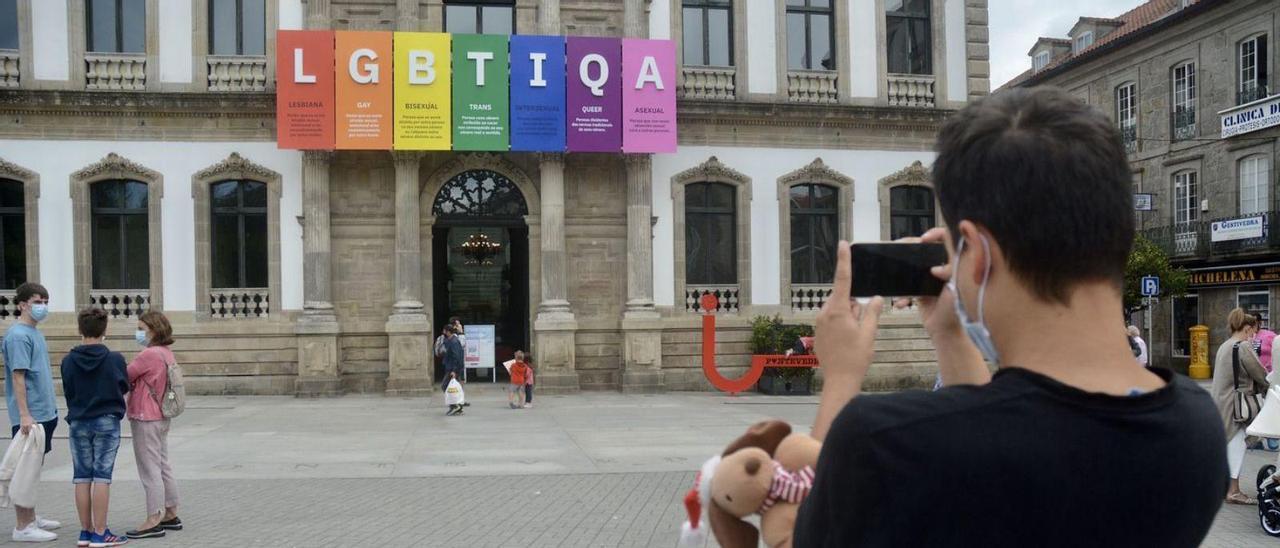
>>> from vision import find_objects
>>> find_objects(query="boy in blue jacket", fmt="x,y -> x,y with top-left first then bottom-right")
61,308 -> 130,547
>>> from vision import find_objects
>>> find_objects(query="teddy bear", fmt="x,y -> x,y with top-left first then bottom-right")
680,420 -> 821,548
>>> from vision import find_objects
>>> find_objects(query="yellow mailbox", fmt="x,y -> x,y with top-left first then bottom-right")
1189,324 -> 1210,379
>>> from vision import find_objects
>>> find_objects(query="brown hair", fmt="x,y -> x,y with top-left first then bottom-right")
77,307 -> 109,339
138,310 -> 175,347
15,282 -> 48,304
1228,307 -> 1259,333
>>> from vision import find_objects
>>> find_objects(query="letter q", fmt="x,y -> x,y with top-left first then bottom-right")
580,54 -> 608,97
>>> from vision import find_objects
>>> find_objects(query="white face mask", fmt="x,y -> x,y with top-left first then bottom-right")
948,235 -> 1000,365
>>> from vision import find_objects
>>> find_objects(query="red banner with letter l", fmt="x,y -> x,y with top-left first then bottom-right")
277,30 -> 336,150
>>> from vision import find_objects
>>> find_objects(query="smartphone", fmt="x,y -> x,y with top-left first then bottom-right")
850,243 -> 949,297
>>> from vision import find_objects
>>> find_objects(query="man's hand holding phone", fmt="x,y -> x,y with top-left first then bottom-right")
811,241 -> 883,440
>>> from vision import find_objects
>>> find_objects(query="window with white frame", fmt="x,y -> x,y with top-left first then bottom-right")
1172,294 -> 1198,357
1174,170 -> 1198,229
1073,31 -> 1093,53
1116,82 -> 1137,149
1240,155 -> 1270,215
1033,51 -> 1049,72
1239,34 -> 1269,105
1172,61 -> 1196,140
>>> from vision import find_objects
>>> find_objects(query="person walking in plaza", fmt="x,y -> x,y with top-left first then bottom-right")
1213,308 -> 1270,505
1127,325 -> 1148,367
60,308 -> 130,548
441,326 -> 464,393
3,282 -> 62,542
507,351 -> 529,409
795,88 -> 1226,546
123,311 -> 182,540
523,354 -> 534,409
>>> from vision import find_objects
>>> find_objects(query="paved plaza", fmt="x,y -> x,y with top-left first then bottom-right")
0,385 -> 1270,546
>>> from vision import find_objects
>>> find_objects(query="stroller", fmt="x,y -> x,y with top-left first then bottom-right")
1247,384 -> 1280,536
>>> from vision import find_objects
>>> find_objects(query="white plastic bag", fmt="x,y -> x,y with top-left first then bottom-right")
0,424 -> 44,508
445,378 -> 465,407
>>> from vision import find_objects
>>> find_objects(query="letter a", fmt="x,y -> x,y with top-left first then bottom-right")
634,55 -> 664,90
294,48 -> 316,83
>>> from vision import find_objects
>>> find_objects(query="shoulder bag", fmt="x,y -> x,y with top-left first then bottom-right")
1233,342 -> 1264,424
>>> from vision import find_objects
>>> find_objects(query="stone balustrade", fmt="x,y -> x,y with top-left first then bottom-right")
85,52 -> 146,91
679,66 -> 736,100
0,50 -> 17,88
791,284 -> 832,312
210,288 -> 270,318
0,291 -> 19,320
685,285 -> 740,313
89,290 -> 150,319
787,70 -> 839,104
887,74 -> 936,108
208,55 -> 269,92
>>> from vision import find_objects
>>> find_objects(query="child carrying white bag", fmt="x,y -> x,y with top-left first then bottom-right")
0,424 -> 45,509
444,372 -> 465,416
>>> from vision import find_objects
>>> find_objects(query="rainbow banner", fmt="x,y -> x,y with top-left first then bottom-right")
276,30 -> 676,153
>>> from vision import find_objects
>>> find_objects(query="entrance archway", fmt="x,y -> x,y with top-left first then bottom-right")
426,165 -> 535,383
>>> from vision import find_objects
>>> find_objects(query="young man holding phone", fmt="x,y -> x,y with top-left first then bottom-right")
794,87 -> 1226,546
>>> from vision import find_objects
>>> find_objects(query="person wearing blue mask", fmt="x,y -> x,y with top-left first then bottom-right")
794,88 -> 1225,547
3,282 -> 62,542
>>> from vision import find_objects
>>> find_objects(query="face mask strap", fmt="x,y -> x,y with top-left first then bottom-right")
974,234 -> 993,324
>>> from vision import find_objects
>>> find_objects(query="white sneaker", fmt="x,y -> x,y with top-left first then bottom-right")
34,516 -> 60,530
12,523 -> 57,542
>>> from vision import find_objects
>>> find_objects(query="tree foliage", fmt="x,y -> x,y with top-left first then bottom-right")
1124,234 -> 1189,315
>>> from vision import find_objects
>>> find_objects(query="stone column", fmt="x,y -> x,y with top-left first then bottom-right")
538,0 -> 560,34
396,0 -> 418,31
296,150 -> 342,397
306,0 -> 331,29
385,151 -> 432,396
621,154 -> 664,393
623,0 -> 645,38
533,153 -> 580,393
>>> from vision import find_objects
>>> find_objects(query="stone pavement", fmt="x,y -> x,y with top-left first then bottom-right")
0,384 -> 1268,546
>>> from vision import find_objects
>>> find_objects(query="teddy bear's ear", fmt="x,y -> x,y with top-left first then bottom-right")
708,496 -> 760,548
722,420 -> 792,457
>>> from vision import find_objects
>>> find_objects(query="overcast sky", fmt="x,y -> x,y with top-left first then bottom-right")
988,0 -> 1148,89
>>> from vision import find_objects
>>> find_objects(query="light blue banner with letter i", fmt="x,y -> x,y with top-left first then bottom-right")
510,35 -> 567,152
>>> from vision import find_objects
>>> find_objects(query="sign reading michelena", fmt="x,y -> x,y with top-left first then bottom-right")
1188,263 -> 1280,288
276,30 -> 677,153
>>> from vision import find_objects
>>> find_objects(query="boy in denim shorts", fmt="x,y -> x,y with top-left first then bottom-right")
61,308 -> 130,547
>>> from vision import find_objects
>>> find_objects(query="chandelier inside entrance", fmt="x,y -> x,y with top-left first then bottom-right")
457,233 -> 503,266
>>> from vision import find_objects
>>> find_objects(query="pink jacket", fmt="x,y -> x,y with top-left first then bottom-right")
1260,330 -> 1277,373
126,346 -> 173,421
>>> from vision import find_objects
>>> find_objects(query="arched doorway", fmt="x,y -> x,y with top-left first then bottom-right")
430,168 -> 531,383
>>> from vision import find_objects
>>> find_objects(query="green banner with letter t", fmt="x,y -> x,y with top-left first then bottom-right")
452,34 -> 510,151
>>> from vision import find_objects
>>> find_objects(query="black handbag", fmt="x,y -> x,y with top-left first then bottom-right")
1232,342 -> 1264,424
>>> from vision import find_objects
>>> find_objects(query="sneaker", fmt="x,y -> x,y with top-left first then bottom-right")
78,530 -> 91,547
509,402 -> 518,409
88,529 -> 127,547
124,526 -> 165,539
158,517 -> 182,531
12,523 -> 56,542
523,403 -> 532,409
34,517 -> 61,530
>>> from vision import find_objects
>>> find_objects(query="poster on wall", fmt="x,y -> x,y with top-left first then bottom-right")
335,31 -> 393,149
463,325 -> 496,382
276,30 -> 335,150
510,35 -> 567,152
393,32 -> 452,150
621,39 -> 676,153
566,37 -> 622,152
452,34 -> 510,151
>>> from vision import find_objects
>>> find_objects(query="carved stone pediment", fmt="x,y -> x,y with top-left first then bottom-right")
71,152 -> 160,182
194,152 -> 281,183
778,158 -> 854,191
879,160 -> 932,190
0,157 -> 36,182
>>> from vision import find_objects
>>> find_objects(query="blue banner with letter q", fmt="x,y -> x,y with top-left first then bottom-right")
510,35 -> 567,152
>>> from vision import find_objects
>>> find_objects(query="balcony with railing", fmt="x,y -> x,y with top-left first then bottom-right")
684,285 -> 740,314
0,50 -> 17,88
887,74 -> 935,108
208,55 -> 268,91
1120,124 -> 1137,154
89,290 -> 150,319
1173,107 -> 1196,141
787,70 -> 838,104
1143,210 -> 1280,259
679,66 -> 736,101
791,284 -> 832,313
1239,82 -> 1271,106
210,288 -> 270,318
0,291 -> 20,321
85,52 -> 146,91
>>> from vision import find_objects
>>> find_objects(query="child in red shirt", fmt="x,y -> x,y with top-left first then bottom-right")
508,351 -> 529,409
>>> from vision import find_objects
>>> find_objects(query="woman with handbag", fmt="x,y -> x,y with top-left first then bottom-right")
123,311 -> 182,539
1213,308 -> 1270,505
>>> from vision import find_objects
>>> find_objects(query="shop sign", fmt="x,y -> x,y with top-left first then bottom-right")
1188,263 -> 1280,288
1210,215 -> 1266,242
1134,193 -> 1153,211
1221,94 -> 1280,139
276,31 -> 676,153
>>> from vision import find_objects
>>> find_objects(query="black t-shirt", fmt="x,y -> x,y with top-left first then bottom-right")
794,367 -> 1227,548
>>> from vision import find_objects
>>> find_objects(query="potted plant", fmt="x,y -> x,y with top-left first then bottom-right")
750,316 -> 816,395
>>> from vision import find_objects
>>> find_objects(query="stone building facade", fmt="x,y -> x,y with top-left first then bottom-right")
0,0 -> 989,395
1008,0 -> 1280,372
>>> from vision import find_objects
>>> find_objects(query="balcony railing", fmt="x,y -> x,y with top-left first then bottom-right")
208,55 -> 268,92
0,49 -> 17,88
1120,125 -> 1137,154
1173,107 -> 1196,141
85,52 -> 146,91
1239,83 -> 1270,106
0,291 -> 20,321
791,284 -> 832,313
787,70 -> 838,104
1143,210 -> 1280,259
89,290 -> 150,319
210,288 -> 270,318
685,285 -> 739,314
887,74 -> 936,108
679,66 -> 736,101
